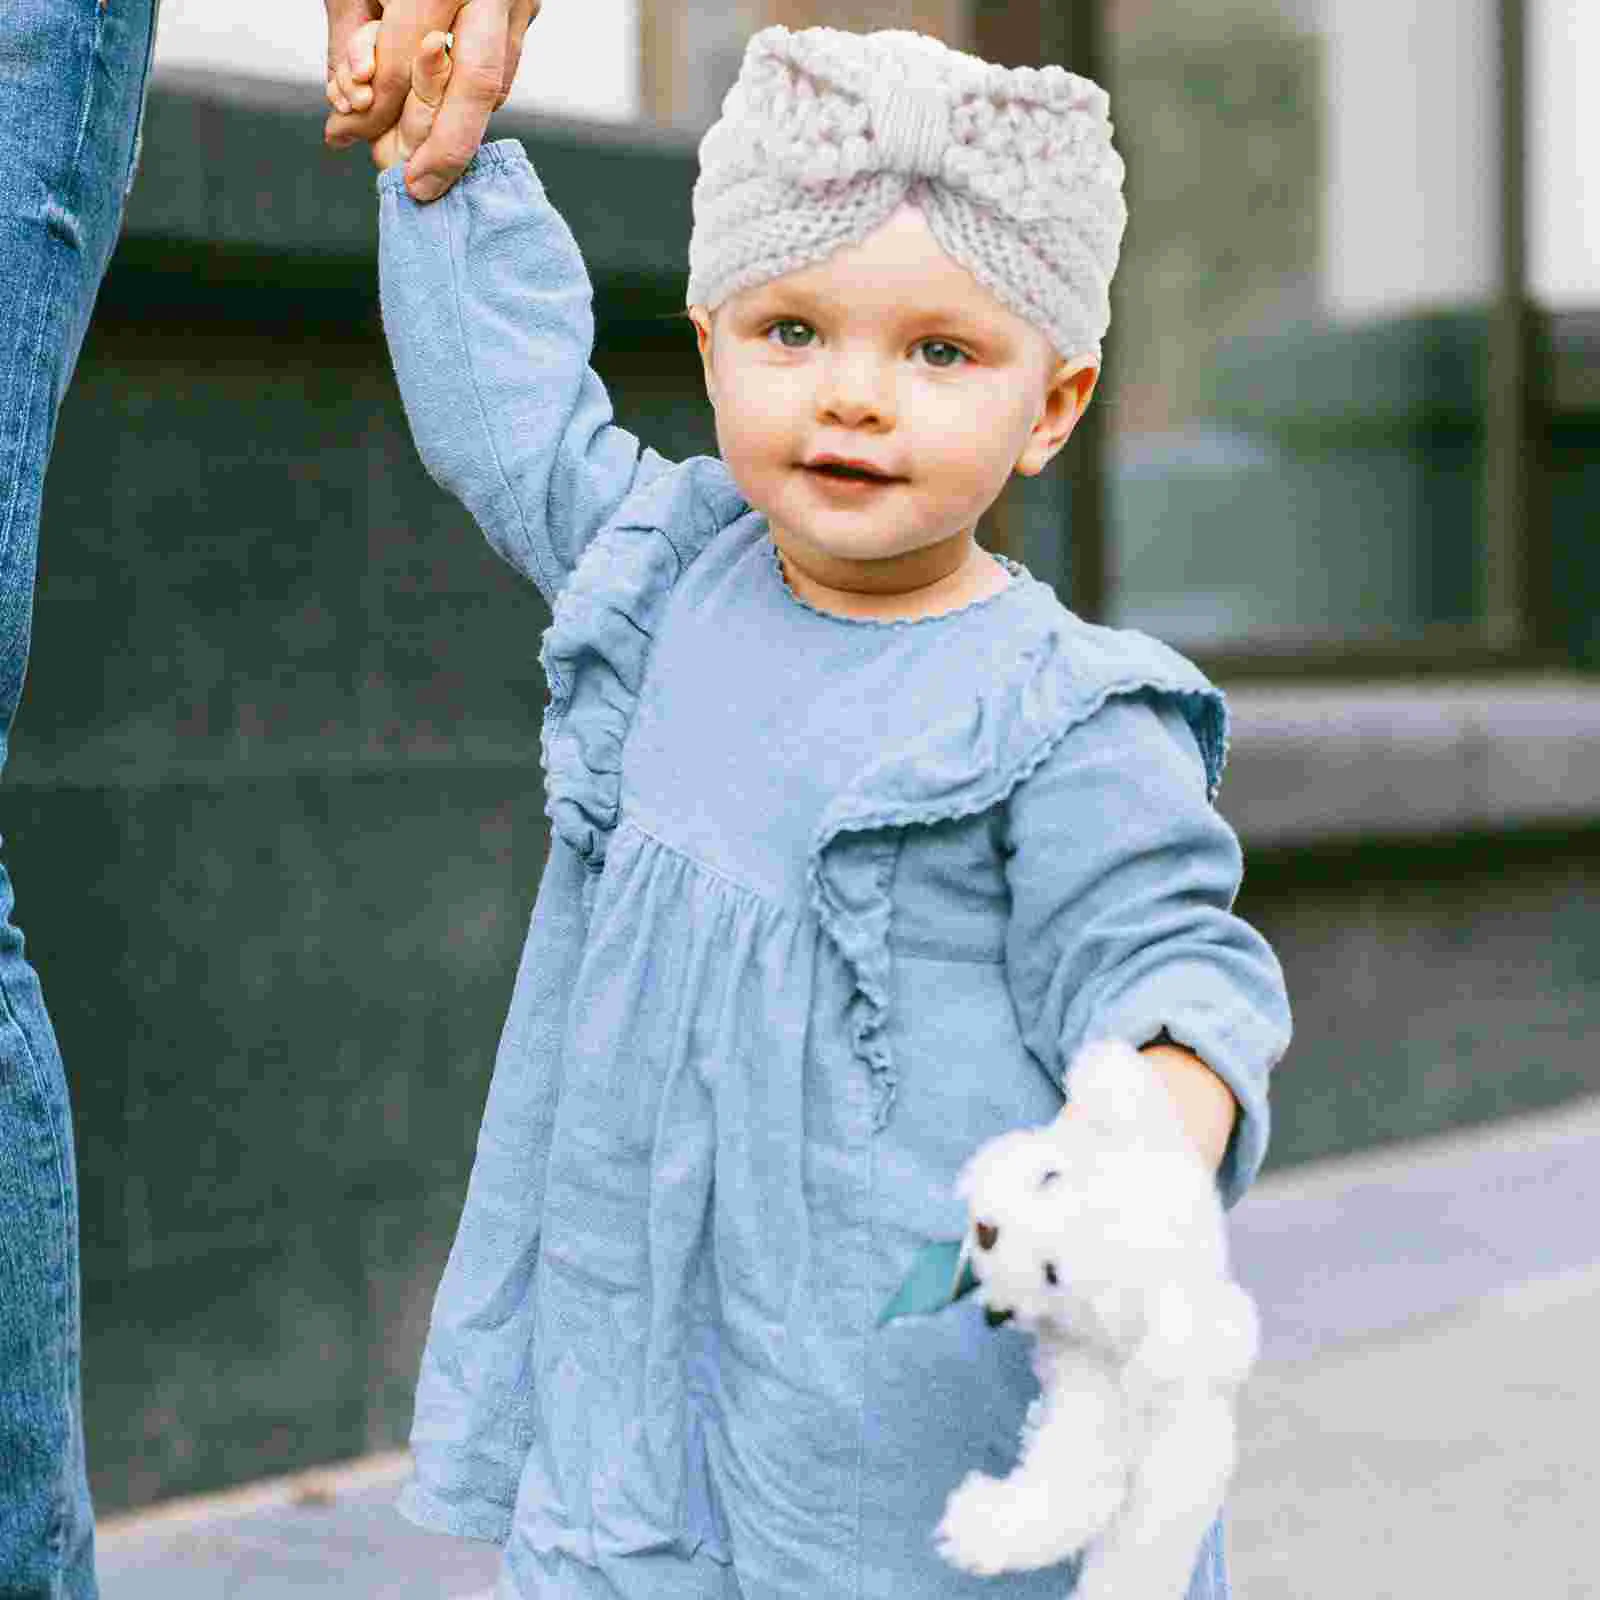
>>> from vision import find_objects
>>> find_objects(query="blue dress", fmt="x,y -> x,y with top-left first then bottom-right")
378,143 -> 1291,1600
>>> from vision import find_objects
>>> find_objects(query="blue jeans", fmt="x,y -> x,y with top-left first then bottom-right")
1,0 -> 158,1593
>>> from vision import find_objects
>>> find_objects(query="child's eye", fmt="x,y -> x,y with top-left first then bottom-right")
767,320 -> 817,349
915,339 -> 968,369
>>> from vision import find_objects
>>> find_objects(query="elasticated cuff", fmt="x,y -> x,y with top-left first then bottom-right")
376,136 -> 533,198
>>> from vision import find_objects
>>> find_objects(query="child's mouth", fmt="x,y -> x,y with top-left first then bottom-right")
802,459 -> 902,486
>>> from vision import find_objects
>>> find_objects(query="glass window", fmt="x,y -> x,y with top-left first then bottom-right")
1102,0 -> 1502,651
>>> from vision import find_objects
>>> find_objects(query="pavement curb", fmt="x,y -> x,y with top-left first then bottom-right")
96,1449 -> 413,1545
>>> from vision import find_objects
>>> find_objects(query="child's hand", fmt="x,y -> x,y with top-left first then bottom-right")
333,22 -> 456,173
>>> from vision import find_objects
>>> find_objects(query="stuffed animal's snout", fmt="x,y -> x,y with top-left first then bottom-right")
971,1218 -> 1018,1326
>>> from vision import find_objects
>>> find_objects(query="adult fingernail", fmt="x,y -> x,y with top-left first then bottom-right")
409,174 -> 443,203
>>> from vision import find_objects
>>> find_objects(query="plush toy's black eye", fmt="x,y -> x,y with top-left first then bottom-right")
1039,1168 -> 1061,1188
1043,1261 -> 1059,1286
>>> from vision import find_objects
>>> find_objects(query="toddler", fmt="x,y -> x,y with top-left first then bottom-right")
346,20 -> 1291,1599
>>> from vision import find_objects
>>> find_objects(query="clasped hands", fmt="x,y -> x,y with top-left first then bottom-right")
323,0 -> 540,200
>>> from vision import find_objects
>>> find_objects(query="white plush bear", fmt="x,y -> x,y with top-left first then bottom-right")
935,1038 -> 1258,1600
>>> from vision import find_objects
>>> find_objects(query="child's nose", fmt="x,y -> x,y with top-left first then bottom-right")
816,353 -> 894,430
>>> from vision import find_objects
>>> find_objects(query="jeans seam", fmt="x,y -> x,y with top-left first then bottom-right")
122,0 -> 162,195
0,963 -> 78,1575
64,4 -> 106,194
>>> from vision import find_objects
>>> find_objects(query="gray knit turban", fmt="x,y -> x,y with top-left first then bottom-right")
687,26 -> 1128,360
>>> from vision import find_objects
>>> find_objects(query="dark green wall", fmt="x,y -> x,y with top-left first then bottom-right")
1238,828 -> 1600,1173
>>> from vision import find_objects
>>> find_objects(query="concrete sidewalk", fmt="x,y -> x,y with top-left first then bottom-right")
1225,1094 -> 1600,1599
97,1094 -> 1600,1599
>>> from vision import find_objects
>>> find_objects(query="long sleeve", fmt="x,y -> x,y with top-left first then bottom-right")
378,140 -> 671,607
1003,693 -> 1292,1207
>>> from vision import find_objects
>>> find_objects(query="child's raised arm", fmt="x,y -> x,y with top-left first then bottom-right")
377,138 -> 668,606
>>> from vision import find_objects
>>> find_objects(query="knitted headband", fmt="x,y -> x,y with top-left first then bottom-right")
687,26 -> 1128,360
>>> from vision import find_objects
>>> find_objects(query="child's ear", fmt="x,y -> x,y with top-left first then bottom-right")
688,306 -> 718,410
1014,356 -> 1099,477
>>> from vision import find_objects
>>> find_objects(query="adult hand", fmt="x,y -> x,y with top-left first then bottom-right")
324,0 -> 541,202
364,29 -> 455,172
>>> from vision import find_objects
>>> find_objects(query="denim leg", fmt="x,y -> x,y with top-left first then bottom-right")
0,1 -> 159,1594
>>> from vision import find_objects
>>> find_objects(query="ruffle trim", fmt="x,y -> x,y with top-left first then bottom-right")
539,455 -> 749,870
806,585 -> 1228,1131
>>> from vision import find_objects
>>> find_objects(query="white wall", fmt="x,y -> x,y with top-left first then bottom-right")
1321,0 -> 1598,317
1530,0 -> 1600,308
1321,0 -> 1499,319
151,0 -> 639,124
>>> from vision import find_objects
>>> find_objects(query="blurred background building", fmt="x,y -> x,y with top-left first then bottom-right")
12,0 -> 1597,1516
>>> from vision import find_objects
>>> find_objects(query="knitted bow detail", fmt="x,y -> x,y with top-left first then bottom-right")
688,24 -> 1128,358
740,26 -> 1115,224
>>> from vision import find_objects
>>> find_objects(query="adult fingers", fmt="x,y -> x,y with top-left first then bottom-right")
336,59 -> 373,114
412,31 -> 456,111
402,0 -> 509,201
379,31 -> 455,167
364,0 -> 440,131
346,18 -> 379,87
496,0 -> 541,104
371,24 -> 455,169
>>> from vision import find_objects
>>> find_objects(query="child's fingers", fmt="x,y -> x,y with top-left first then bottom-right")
327,75 -> 351,116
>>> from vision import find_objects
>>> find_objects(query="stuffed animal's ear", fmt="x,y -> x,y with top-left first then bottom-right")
1061,1038 -> 1190,1150
957,1126 -> 1047,1203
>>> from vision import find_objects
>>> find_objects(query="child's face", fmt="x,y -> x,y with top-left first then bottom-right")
690,206 -> 1097,596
